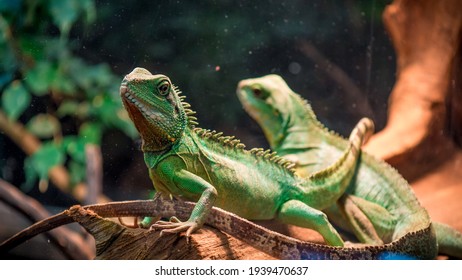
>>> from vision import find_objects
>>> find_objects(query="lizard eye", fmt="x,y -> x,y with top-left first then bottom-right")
252,87 -> 269,100
157,81 -> 170,96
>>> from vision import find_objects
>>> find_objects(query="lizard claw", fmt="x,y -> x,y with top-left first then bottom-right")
169,216 -> 181,223
150,217 -> 201,240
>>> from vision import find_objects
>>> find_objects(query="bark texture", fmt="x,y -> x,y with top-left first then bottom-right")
68,206 -> 275,260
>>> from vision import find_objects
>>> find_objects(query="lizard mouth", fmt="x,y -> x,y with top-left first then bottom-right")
120,82 -> 175,150
236,87 -> 254,113
120,82 -> 159,121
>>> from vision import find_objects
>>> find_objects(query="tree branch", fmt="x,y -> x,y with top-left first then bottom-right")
0,179 -> 94,259
85,144 -> 103,205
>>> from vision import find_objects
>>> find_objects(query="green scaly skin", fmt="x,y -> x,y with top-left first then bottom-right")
237,74 -> 462,258
120,67 -> 373,247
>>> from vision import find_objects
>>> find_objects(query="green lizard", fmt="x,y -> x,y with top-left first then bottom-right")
237,74 -> 462,258
119,67 -> 372,247
0,69 -> 439,259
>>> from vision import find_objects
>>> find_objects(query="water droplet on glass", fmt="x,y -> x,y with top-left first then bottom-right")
288,62 -> 302,74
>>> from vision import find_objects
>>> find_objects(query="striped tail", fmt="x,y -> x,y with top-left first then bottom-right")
348,118 -> 375,155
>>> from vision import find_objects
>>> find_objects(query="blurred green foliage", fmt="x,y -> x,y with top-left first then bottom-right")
0,0 -> 136,191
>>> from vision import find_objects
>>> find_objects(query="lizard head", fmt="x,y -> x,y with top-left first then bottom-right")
120,68 -> 187,152
237,74 -> 295,149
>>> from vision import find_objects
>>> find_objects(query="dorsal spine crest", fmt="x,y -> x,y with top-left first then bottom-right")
176,85 -> 295,173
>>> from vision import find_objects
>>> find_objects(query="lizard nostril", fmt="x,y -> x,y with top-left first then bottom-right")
120,85 -> 127,95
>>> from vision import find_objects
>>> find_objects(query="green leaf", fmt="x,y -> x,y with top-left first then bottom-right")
0,73 -> 13,88
51,67 -> 76,95
76,102 -> 90,118
66,137 -> 86,163
22,157 -> 38,192
43,37 -> 68,58
0,1 -> 21,13
29,143 -> 65,179
68,58 -> 92,90
113,108 -> 138,138
90,95 -> 136,137
47,0 -> 79,36
62,135 -> 77,151
19,36 -> 46,61
26,114 -> 61,138
68,60 -> 115,93
88,64 -> 114,88
0,16 -> 10,43
57,100 -> 79,117
81,0 -> 96,24
93,95 -> 120,125
24,61 -> 56,96
1,81 -> 31,120
69,160 -> 86,185
80,122 -> 102,145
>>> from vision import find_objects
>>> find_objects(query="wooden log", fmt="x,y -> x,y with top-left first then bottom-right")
68,206 -> 276,260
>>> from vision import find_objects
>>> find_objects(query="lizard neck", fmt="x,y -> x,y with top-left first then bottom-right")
142,128 -> 192,169
143,145 -> 173,169
272,94 -> 325,153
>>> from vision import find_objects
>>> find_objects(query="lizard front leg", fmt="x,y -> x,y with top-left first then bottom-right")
151,166 -> 217,237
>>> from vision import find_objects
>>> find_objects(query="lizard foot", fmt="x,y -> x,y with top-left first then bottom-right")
150,216 -> 201,238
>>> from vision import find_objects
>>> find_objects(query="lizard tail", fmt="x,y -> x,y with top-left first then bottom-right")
305,118 -> 375,210
434,222 -> 462,259
348,118 -> 375,150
